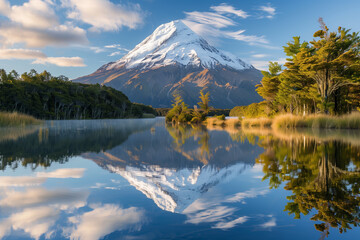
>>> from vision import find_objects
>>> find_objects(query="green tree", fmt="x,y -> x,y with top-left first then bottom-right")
256,62 -> 282,114
198,89 -> 210,115
0,69 -> 8,84
295,18 -> 360,113
166,93 -> 192,123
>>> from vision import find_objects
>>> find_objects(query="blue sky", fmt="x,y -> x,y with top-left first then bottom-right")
0,0 -> 359,79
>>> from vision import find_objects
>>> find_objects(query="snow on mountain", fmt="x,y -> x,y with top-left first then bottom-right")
106,163 -> 248,213
106,20 -> 251,71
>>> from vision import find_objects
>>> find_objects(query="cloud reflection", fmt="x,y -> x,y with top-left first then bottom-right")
0,168 -> 90,239
36,168 -> 86,179
68,204 -> 145,240
0,176 -> 46,187
0,188 -> 89,209
183,187 -> 269,229
259,217 -> 276,229
0,206 -> 59,240
213,216 -> 249,229
226,188 -> 269,203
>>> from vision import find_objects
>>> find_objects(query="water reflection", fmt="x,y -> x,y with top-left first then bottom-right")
0,119 -> 156,170
248,128 -> 360,237
0,169 -> 145,240
85,122 -> 262,212
1,118 -> 360,239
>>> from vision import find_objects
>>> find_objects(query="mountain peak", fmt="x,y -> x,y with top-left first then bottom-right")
105,20 -> 251,71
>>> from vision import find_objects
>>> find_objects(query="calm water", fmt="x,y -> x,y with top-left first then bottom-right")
1,118 -> 360,240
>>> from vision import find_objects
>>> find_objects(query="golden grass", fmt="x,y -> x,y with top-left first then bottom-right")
272,112 -> 360,129
205,117 -> 241,128
0,112 -> 42,127
241,117 -> 272,128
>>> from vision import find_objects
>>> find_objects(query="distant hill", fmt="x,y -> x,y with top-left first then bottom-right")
0,79 -> 156,119
74,20 -> 263,109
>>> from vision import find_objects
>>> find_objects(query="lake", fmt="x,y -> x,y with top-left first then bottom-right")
1,117 -> 360,240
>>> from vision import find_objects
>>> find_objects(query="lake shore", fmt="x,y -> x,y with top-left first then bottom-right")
206,112 -> 360,130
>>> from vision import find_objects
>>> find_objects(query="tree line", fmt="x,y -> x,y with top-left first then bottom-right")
255,19 -> 360,116
0,69 -> 156,119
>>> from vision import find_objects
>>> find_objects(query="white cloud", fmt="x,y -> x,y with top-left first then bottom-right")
105,44 -> 122,49
184,11 -> 236,29
213,216 -> 248,229
7,0 -> 58,29
0,0 -> 88,47
0,23 -> 88,48
38,57 -> 86,67
68,204 -> 144,240
36,168 -> 86,178
0,49 -> 85,67
108,51 -> 124,57
251,54 -> 268,58
90,46 -> 105,53
225,30 -> 268,44
183,10 -> 269,46
259,5 -> 276,19
103,43 -> 130,57
0,0 -> 10,14
250,57 -> 286,71
62,0 -> 144,32
210,3 -> 249,18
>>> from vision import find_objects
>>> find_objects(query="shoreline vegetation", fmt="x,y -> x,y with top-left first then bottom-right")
206,112 -> 360,130
0,112 -> 42,127
227,19 -> 360,130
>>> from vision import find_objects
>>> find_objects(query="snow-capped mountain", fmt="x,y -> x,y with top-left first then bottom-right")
105,20 -> 251,71
74,20 -> 263,108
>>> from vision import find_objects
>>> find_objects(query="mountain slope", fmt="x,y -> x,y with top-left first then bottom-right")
74,20 -> 263,108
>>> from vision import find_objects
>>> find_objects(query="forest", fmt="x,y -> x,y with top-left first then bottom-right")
232,19 -> 360,118
0,69 -> 156,120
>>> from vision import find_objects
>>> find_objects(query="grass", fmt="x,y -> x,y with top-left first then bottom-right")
0,112 -> 42,127
205,117 -> 241,128
242,117 -> 272,128
272,112 -> 360,129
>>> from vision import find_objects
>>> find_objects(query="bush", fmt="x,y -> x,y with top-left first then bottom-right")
230,101 -> 268,118
216,114 -> 226,120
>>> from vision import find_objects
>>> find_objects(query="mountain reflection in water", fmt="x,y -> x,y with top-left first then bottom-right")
0,118 -> 360,239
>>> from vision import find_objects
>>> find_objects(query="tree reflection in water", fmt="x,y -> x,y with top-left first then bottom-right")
240,128 -> 360,237
166,123 -> 210,164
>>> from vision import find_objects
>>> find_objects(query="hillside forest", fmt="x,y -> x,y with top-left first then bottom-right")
0,69 -> 156,120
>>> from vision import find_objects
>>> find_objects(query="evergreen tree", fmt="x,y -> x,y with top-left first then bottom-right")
295,18 -> 360,113
256,62 -> 282,114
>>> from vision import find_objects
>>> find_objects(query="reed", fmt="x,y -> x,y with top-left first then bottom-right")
0,112 -> 42,127
272,112 -> 360,129
241,117 -> 272,128
205,117 -> 241,128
